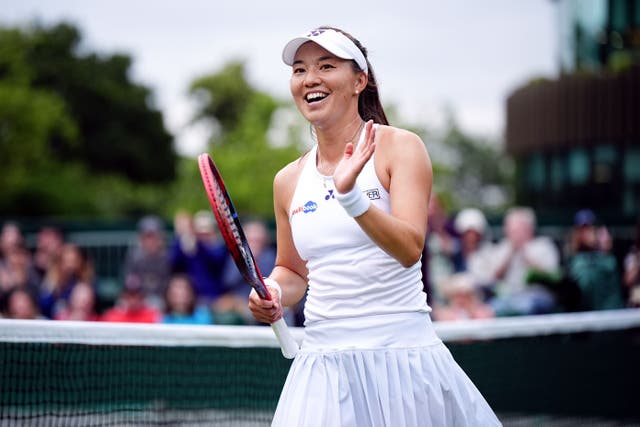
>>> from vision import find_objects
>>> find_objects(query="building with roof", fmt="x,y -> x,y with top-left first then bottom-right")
505,0 -> 640,226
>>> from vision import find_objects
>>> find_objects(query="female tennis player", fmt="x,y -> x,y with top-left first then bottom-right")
249,26 -> 502,426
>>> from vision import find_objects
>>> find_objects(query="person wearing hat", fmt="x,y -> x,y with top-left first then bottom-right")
123,215 -> 171,309
432,272 -> 495,321
567,209 -> 624,311
248,26 -> 500,426
451,208 -> 496,299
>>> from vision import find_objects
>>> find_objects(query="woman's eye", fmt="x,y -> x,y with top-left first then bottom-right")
320,64 -> 334,70
292,67 -> 305,74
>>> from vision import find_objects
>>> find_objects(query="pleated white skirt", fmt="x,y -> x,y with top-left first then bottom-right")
272,312 -> 502,427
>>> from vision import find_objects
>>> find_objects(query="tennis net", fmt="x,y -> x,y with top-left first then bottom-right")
1,309 -> 639,426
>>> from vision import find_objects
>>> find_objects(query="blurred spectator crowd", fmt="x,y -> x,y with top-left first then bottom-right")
0,201 -> 638,325
0,211 -> 295,326
424,196 -> 638,321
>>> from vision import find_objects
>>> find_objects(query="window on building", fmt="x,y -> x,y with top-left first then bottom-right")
568,148 -> 590,185
526,153 -> 546,191
550,153 -> 565,192
624,147 -> 640,183
610,0 -> 630,32
622,142 -> 639,218
593,144 -> 617,184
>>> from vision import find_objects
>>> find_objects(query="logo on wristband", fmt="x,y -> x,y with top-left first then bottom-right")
365,188 -> 381,200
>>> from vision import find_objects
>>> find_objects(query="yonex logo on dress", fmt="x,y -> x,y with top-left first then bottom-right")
324,189 -> 335,200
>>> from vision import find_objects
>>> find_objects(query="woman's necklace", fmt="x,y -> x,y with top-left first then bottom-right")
317,157 -> 332,189
345,120 -> 365,146
316,121 -> 365,189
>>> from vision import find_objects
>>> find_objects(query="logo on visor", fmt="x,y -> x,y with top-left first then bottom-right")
307,28 -> 326,37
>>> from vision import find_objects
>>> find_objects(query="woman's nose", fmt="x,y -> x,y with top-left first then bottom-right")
303,68 -> 321,86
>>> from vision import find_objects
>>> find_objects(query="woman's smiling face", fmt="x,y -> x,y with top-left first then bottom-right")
289,42 -> 362,127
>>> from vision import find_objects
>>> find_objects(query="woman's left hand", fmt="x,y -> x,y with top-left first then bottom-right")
333,120 -> 376,194
248,285 -> 283,324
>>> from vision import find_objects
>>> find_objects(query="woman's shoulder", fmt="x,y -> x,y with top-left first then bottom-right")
274,150 -> 311,190
374,124 -> 427,161
374,124 -> 429,169
375,124 -> 423,146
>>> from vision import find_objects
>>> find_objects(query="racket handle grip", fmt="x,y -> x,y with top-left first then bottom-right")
271,318 -> 299,359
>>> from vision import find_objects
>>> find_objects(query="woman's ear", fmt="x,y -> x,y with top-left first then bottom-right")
355,72 -> 368,94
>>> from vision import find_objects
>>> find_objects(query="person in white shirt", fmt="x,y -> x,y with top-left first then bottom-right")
487,207 -> 559,316
248,26 -> 501,426
453,207 -> 496,300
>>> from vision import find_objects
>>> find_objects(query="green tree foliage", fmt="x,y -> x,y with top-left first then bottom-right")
179,61 -> 301,218
22,23 -> 175,183
433,115 -> 514,211
0,83 -> 81,215
0,22 -> 177,217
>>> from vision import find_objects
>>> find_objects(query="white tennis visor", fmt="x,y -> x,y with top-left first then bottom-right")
282,28 -> 368,74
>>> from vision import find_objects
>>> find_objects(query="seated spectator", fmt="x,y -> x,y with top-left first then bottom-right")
123,215 -> 171,309
452,208 -> 496,300
162,274 -> 213,325
0,222 -> 25,262
169,211 -> 228,306
0,244 -> 41,304
219,219 -> 277,324
423,194 -> 458,306
487,207 -> 560,316
100,273 -> 161,323
39,243 -> 96,319
33,226 -> 65,281
623,218 -> 640,307
567,209 -> 624,311
54,281 -> 100,321
432,273 -> 495,321
1,287 -> 42,320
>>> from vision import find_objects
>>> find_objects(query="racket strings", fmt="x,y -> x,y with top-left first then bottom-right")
213,180 -> 261,285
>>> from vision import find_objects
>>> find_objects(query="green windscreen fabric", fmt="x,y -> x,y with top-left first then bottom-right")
1,320 -> 639,426
0,344 -> 290,426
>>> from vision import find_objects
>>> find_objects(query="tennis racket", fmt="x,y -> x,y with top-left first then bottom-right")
197,153 -> 298,359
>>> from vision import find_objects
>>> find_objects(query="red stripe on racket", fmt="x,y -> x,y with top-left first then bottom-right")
197,153 -> 298,359
197,153 -> 270,300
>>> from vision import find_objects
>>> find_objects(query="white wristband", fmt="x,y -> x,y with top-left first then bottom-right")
335,184 -> 370,217
263,277 -> 282,299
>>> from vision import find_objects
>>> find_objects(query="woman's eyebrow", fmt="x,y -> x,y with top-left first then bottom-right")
292,55 -> 337,66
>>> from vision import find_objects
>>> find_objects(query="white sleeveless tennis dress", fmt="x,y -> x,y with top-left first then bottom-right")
272,128 -> 501,426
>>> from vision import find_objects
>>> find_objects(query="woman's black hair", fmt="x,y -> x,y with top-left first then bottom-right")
164,274 -> 196,315
320,26 -> 389,126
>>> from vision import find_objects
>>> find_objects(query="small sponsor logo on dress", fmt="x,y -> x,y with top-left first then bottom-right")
365,188 -> 381,200
324,189 -> 335,200
304,201 -> 318,212
291,200 -> 318,217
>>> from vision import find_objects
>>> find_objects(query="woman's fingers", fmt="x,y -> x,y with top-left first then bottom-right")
358,120 -> 375,153
333,120 -> 376,193
352,120 -> 376,165
248,288 -> 282,324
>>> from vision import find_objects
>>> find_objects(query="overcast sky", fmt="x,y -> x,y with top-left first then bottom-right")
1,0 -> 558,156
